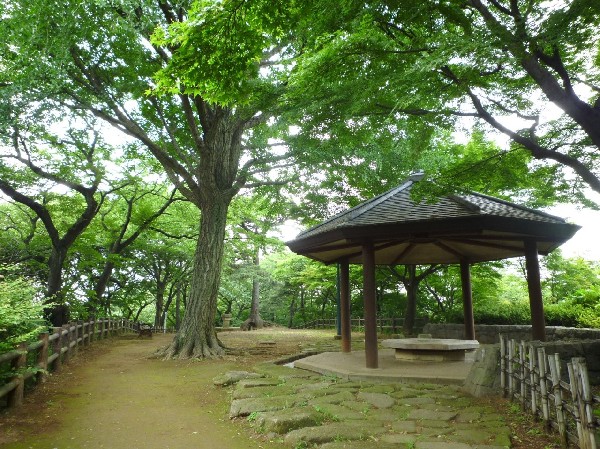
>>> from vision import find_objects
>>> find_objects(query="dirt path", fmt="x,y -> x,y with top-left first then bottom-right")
0,333 -> 288,449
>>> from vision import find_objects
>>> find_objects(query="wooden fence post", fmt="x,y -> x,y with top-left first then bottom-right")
52,327 -> 63,372
568,361 -> 586,449
529,343 -> 538,417
37,332 -> 49,383
572,358 -> 597,449
537,347 -> 551,430
519,340 -> 526,410
7,342 -> 27,408
90,318 -> 96,343
500,335 -> 507,397
508,339 -> 515,398
63,325 -> 71,364
77,321 -> 83,347
71,323 -> 79,357
549,353 -> 568,448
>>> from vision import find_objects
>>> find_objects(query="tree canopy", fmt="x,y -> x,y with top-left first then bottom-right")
285,0 -> 600,204
1,0 -> 599,357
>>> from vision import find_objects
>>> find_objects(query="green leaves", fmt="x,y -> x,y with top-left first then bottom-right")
151,0 -> 300,105
0,268 -> 47,352
285,0 -> 600,204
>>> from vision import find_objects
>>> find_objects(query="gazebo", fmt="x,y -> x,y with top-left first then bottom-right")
286,173 -> 580,369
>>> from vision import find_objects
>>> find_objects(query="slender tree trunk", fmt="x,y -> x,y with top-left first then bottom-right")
288,297 -> 296,328
403,265 -> 418,336
175,285 -> 181,331
158,197 -> 230,358
241,250 -> 264,330
154,280 -> 166,328
300,286 -> 306,323
93,260 -> 115,310
161,287 -> 176,328
134,303 -> 151,322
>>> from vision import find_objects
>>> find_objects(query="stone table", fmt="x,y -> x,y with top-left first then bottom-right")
381,338 -> 480,362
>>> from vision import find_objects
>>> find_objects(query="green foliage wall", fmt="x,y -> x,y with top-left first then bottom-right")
0,268 -> 47,352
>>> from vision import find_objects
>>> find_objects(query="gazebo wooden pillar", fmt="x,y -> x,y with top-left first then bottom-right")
362,243 -> 378,368
339,259 -> 351,353
460,260 -> 476,340
524,239 -> 546,341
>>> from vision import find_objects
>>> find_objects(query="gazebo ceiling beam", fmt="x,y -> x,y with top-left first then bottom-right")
390,243 -> 417,265
434,241 -> 466,259
302,241 -> 361,254
338,240 -> 408,263
445,237 -> 527,253
444,234 -> 557,242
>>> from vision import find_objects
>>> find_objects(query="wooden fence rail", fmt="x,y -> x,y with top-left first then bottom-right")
500,335 -> 599,449
0,318 -> 136,409
297,317 -> 428,333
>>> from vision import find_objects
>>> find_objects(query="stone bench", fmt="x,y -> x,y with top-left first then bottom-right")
381,338 -> 479,362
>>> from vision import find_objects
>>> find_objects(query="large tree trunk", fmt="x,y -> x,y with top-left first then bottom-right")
45,246 -> 69,326
388,264 -> 439,336
158,197 -> 230,358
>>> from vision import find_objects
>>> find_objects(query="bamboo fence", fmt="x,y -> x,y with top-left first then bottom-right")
500,335 -> 599,449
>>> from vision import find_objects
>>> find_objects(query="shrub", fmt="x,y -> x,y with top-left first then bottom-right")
544,302 -> 583,328
577,306 -> 600,328
0,271 -> 47,353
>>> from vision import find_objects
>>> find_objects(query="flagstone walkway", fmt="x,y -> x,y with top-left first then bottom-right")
218,362 -> 512,449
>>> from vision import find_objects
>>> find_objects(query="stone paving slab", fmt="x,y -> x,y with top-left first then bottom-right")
218,365 -> 512,448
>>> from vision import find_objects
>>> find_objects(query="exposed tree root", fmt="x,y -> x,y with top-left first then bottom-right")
154,333 -> 225,360
240,316 -> 265,331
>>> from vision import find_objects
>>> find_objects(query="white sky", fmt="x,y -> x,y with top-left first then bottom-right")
546,203 -> 600,261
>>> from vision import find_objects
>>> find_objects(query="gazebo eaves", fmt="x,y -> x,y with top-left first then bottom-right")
291,178 -> 577,246
288,214 -> 580,256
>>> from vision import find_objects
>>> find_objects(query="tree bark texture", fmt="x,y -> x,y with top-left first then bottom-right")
159,197 -> 230,358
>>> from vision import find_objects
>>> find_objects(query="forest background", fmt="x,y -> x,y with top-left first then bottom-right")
1,0 -> 599,356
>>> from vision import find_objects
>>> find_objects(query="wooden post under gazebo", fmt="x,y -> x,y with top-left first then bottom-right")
287,173 -> 580,369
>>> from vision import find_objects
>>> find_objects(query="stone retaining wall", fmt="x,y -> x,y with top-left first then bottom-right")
423,323 -> 600,344
535,339 -> 600,385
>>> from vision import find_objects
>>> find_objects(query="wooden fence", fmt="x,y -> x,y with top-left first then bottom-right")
500,335 -> 599,449
0,318 -> 136,409
298,317 -> 427,333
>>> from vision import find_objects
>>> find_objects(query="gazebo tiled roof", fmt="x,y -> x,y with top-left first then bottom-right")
287,174 -> 580,265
